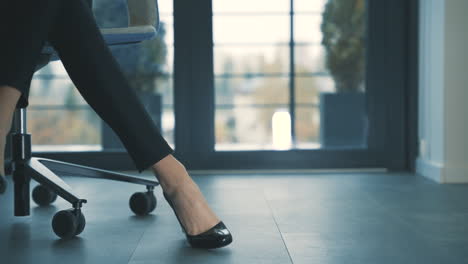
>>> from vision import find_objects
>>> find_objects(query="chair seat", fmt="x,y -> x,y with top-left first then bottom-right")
41,25 -> 157,61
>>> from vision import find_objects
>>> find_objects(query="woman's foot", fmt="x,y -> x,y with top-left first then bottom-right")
163,191 -> 233,248
0,85 -> 22,194
151,155 -> 221,236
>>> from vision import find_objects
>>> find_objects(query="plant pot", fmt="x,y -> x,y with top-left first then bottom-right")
101,91 -> 163,150
319,92 -> 367,148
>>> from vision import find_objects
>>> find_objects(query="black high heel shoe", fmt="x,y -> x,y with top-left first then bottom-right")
162,191 -> 233,249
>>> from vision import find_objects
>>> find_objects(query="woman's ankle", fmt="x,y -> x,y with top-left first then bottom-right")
151,154 -> 192,195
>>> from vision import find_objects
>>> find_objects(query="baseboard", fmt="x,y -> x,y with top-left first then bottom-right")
416,157 -> 444,183
416,157 -> 468,183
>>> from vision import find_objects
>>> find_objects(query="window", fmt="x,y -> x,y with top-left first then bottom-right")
29,0 -> 175,152
28,0 -> 410,171
213,0 -> 367,151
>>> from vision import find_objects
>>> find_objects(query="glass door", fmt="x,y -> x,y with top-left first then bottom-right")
213,0 -> 367,151
30,0 -> 409,171
176,0 -> 408,170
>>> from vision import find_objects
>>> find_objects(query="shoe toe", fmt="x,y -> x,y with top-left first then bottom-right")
189,233 -> 232,249
188,221 -> 233,249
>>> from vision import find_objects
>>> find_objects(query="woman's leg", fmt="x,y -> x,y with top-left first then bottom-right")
0,86 -> 21,166
47,0 -> 221,235
47,0 -> 174,173
0,0 -> 63,109
0,86 -> 22,193
0,0 -> 64,193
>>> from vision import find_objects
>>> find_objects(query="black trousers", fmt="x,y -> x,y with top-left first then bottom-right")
0,0 -> 174,172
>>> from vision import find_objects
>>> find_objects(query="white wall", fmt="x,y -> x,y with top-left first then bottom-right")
417,0 -> 468,183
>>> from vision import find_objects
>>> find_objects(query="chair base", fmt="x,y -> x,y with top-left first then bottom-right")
13,156 -> 160,216
9,108 -> 160,238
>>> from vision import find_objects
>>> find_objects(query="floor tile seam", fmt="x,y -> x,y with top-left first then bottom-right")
262,188 -> 295,264
126,220 -> 151,264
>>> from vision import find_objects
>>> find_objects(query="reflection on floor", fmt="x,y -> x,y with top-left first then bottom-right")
1,171 -> 467,264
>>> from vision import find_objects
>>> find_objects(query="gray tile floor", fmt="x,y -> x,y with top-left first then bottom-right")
1,171 -> 468,264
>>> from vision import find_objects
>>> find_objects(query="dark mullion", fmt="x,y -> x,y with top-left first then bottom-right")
173,0 -> 194,162
289,0 -> 297,147
187,0 -> 215,156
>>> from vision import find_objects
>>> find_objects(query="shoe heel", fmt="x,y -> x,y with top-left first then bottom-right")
163,191 -> 186,234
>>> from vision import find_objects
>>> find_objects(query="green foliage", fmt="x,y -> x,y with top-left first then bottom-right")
321,0 -> 365,92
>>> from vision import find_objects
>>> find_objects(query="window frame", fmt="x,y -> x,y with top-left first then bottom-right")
31,0 -> 417,172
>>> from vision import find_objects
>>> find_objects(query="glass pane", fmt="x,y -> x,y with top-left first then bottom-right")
159,17 -> 174,45
158,0 -> 174,14
163,46 -> 174,74
215,77 -> 289,105
215,76 -> 290,150
29,77 -> 82,106
295,76 -> 323,104
294,106 -> 321,149
30,0 -> 175,151
214,45 -> 289,75
213,0 -> 367,150
213,16 -> 290,44
295,0 -> 327,13
296,0 -> 367,148
29,108 -> 101,151
216,107 -> 293,150
294,14 -> 323,43
213,0 -> 289,13
295,44 -> 326,73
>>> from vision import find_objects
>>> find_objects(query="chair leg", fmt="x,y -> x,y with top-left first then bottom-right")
12,158 -> 87,216
27,158 -> 86,207
13,164 -> 31,216
33,157 -> 160,187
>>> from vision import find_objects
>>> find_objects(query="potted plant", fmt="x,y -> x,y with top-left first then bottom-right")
94,1 -> 169,149
319,0 -> 367,147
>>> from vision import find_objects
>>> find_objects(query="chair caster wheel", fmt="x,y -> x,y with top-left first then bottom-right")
129,191 -> 157,215
32,185 -> 57,206
52,208 -> 86,239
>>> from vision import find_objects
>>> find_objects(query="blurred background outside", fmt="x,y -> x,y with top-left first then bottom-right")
29,0 -> 366,152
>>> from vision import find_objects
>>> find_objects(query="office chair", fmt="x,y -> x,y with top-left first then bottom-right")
8,0 -> 162,239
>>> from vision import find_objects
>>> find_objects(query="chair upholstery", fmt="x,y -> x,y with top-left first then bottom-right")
127,0 -> 159,28
38,0 -> 159,68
